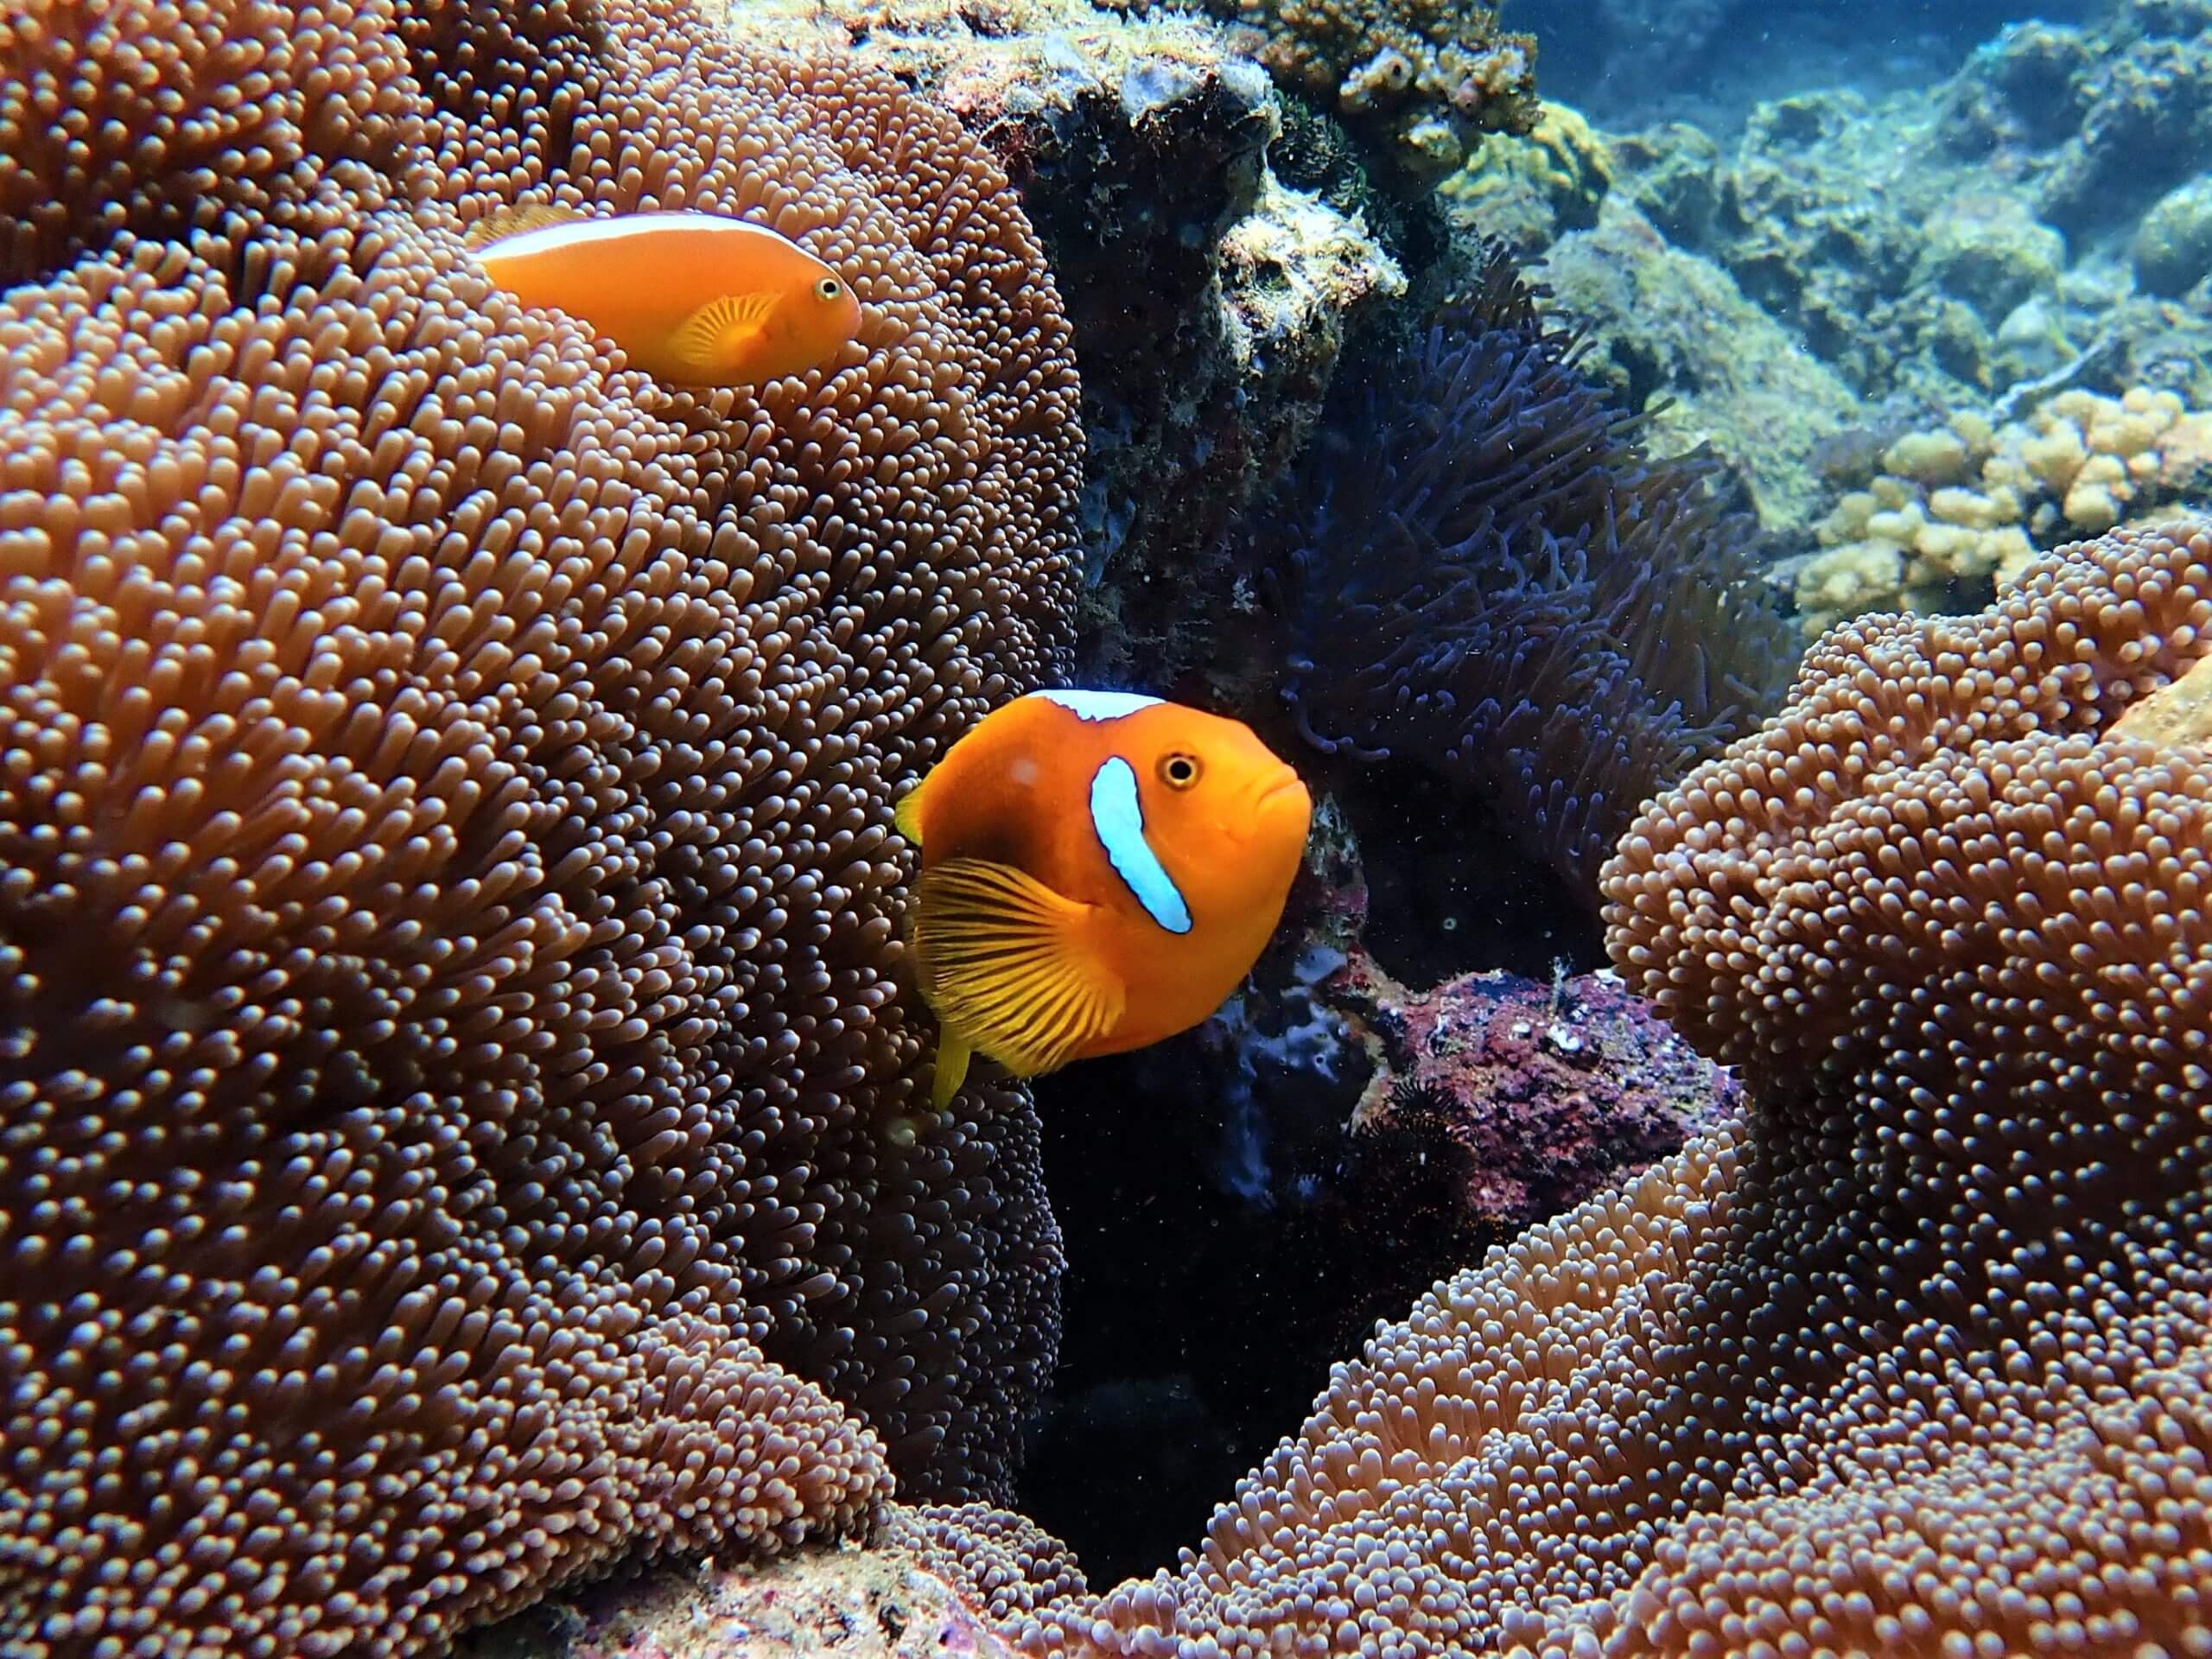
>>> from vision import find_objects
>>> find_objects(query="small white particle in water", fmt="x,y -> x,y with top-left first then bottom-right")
1009,756 -> 1040,787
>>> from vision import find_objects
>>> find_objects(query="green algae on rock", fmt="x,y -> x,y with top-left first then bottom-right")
1529,198 -> 1859,539
2134,173 -> 2212,297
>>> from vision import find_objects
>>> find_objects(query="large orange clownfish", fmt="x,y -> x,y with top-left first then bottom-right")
897,690 -> 1313,1108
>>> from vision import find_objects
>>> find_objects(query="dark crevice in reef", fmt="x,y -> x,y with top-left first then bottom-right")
1012,827 -> 1560,1584
1010,741 -> 1607,1582
1327,759 -> 1607,987
1020,1017 -> 1499,1586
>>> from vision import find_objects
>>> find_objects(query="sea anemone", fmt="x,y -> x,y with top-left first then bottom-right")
1255,245 -> 1794,895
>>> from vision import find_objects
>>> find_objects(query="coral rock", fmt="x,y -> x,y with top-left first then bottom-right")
2133,173 -> 2212,297
1212,0 -> 1537,184
1333,952 -> 1738,1227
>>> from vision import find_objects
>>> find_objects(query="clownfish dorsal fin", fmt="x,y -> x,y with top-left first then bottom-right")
465,200 -> 586,251
912,855 -> 1123,1104
671,289 -> 779,375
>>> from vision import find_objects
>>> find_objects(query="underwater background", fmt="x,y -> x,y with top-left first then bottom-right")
2,0 -> 2211,1655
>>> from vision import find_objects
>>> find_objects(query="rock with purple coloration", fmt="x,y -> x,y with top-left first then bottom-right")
460,1541 -> 1017,1659
1329,948 -> 1738,1227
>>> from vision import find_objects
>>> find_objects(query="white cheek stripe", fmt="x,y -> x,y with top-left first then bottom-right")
1034,688 -> 1164,722
1088,756 -> 1192,935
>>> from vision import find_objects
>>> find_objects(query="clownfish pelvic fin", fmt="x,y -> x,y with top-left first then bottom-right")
930,1031 -> 973,1111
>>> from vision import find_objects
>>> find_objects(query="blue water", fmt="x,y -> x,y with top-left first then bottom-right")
1521,0 -> 2105,134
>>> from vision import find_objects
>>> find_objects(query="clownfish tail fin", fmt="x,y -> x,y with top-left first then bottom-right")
893,780 -> 926,848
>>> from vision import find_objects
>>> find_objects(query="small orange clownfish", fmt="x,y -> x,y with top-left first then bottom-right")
897,690 -> 1313,1109
466,205 -> 862,387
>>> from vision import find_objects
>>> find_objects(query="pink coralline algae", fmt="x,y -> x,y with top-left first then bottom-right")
1330,949 -> 1738,1227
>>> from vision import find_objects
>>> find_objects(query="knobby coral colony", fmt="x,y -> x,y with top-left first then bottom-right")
0,0 -> 1083,1652
1214,0 -> 1538,181
1260,246 -> 1795,895
904,520 -> 2212,1658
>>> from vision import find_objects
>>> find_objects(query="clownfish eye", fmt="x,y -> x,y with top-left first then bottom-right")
1158,752 -> 1202,790
816,276 -> 843,301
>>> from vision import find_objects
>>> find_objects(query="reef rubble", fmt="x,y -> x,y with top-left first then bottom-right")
455,1542 -> 1016,1659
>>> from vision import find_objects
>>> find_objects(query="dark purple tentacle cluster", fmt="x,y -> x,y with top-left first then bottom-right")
1258,245 -> 1794,893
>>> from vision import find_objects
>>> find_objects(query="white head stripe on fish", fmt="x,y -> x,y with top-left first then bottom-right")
1035,689 -> 1164,723
1087,756 -> 1192,935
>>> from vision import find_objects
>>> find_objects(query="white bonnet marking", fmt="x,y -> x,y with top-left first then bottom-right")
1033,689 -> 1164,723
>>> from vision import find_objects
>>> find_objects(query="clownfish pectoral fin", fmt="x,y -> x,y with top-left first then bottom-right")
465,200 -> 586,251
912,856 -> 1124,1089
930,1031 -> 973,1111
671,291 -> 779,376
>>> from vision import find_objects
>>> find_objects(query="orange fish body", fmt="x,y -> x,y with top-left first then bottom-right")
897,690 -> 1313,1108
471,208 -> 861,386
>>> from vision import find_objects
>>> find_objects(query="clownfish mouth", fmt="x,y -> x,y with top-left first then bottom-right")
1235,769 -> 1310,842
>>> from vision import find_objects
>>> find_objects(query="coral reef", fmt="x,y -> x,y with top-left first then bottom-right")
1535,0 -> 2100,137
1429,2 -> 2212,598
2024,8 -> 2212,241
0,0 -> 1084,1651
907,518 -> 2212,1659
1526,199 -> 1859,537
1254,246 -> 1794,895
1794,385 -> 2212,631
721,0 -> 1406,683
1210,0 -> 1536,184
1703,93 -> 2065,400
1333,954 -> 1738,1229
